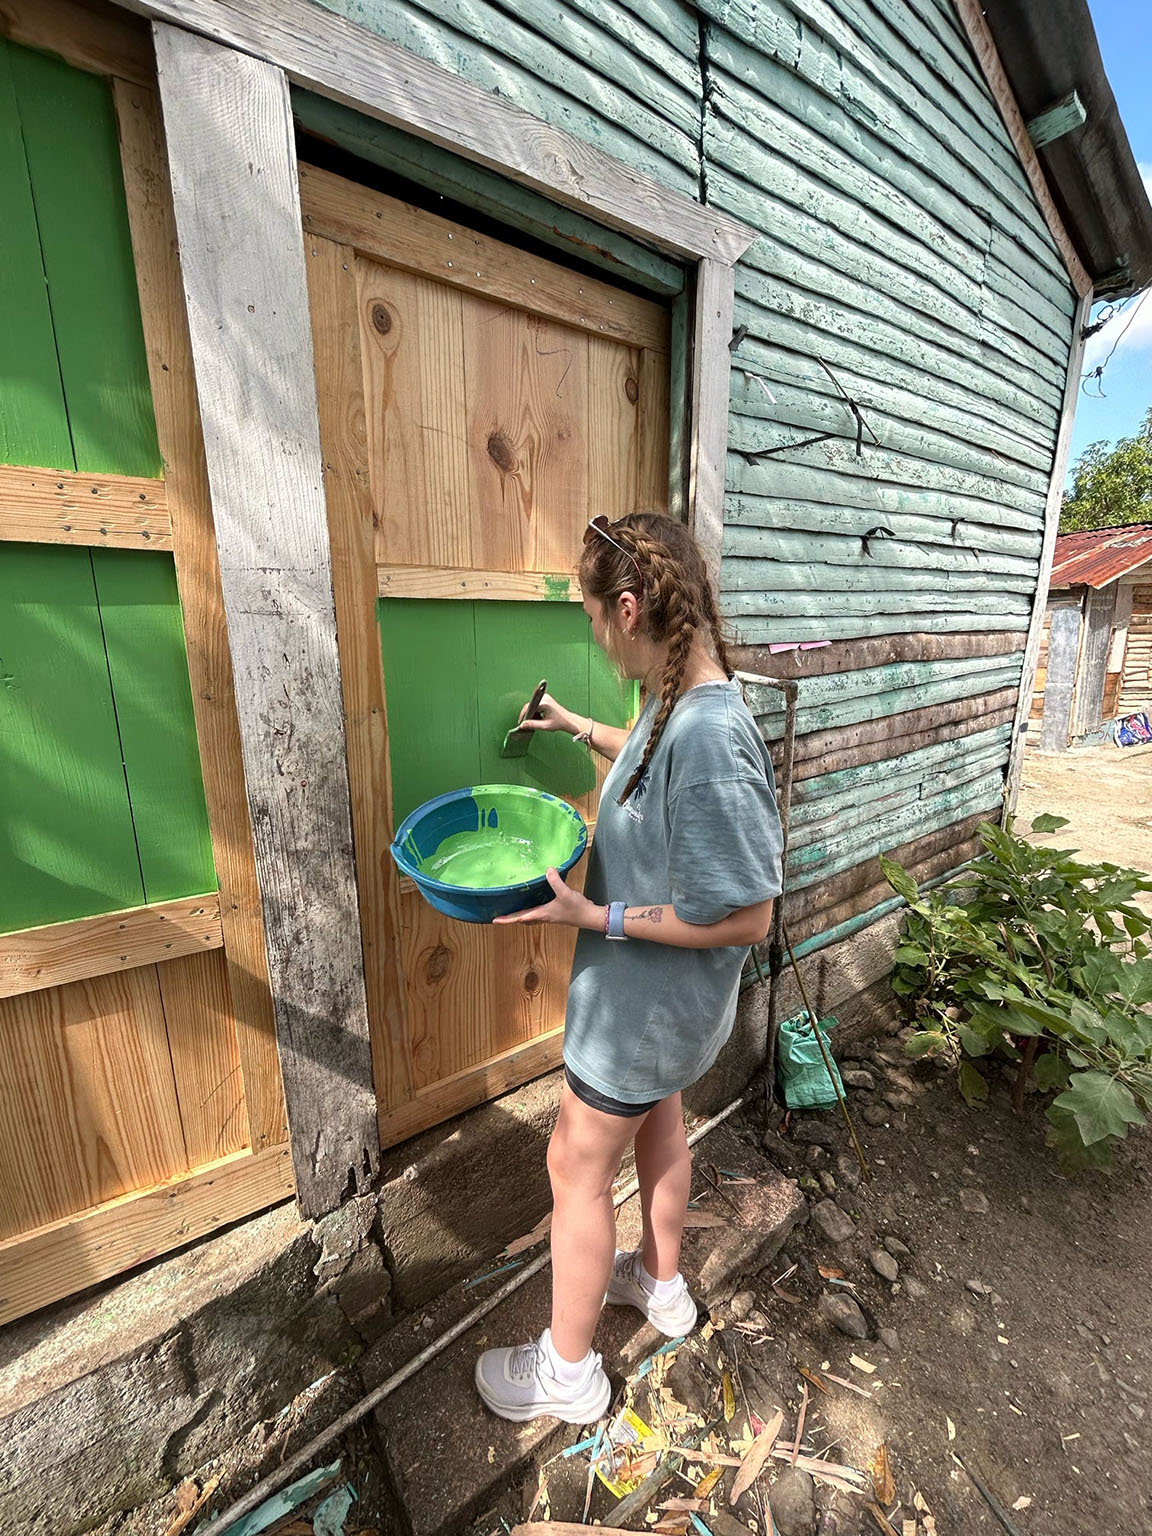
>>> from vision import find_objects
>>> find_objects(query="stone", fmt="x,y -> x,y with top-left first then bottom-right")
883,1236 -> 911,1260
768,1464 -> 817,1536
965,1279 -> 992,1298
334,1245 -> 393,1340
811,1200 -> 856,1244
792,1120 -> 840,1150
883,1089 -> 916,1111
904,1276 -> 929,1300
841,1068 -> 875,1090
870,1248 -> 899,1283
1131,1403 -> 1146,1421
959,1188 -> 990,1214
730,1290 -> 756,1322
878,1327 -> 900,1352
817,1171 -> 838,1197
806,1144 -> 829,1168
818,1293 -> 869,1341
835,1155 -> 861,1190
861,1104 -> 888,1126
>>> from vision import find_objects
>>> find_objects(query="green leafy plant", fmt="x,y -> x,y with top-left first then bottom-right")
882,814 -> 1152,1169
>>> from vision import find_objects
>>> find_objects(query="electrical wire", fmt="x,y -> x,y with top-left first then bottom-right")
1081,289 -> 1149,397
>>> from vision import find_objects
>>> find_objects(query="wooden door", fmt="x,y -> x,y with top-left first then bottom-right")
302,165 -> 672,1146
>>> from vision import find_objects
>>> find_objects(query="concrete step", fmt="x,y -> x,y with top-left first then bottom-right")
363,1118 -> 805,1536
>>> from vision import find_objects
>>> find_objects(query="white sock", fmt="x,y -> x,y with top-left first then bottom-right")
639,1259 -> 682,1302
540,1327 -> 593,1385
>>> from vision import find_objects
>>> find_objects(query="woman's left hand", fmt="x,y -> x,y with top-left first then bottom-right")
493,868 -> 601,928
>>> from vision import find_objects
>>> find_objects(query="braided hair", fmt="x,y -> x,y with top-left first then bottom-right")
579,512 -> 733,805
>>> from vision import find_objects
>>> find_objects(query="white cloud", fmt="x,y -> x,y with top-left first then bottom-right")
1079,163 -> 1152,372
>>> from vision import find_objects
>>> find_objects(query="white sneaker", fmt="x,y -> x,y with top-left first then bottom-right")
474,1332 -> 612,1424
604,1249 -> 699,1337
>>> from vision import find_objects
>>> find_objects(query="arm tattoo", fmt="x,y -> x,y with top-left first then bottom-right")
632,906 -> 664,924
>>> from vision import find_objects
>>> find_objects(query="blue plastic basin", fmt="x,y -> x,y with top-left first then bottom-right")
390,784 -> 588,923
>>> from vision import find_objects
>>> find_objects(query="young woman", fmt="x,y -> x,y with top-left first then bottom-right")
474,512 -> 783,1424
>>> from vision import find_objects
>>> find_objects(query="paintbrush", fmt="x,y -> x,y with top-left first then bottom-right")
501,678 -> 548,758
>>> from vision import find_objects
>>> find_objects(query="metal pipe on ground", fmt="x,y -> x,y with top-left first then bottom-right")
204,1091 -> 752,1535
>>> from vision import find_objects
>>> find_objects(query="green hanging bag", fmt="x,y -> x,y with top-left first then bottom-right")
776,1010 -> 843,1109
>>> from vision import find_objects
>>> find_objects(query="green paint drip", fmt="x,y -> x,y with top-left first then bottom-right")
543,574 -> 571,601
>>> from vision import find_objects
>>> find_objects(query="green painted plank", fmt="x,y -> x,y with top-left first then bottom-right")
91,549 -> 216,904
733,613 -> 1031,646
723,522 -> 1039,579
0,39 -> 73,470
790,742 -> 1010,830
742,653 -> 1023,714
746,662 -> 1024,738
722,587 -> 1032,620
473,602 -> 595,805
724,495 -> 1043,562
311,0 -> 698,192
722,558 -> 1035,598
377,599 -> 482,826
292,92 -> 684,296
0,545 -> 145,934
9,45 -> 160,477
589,643 -> 639,739
792,724 -> 1013,804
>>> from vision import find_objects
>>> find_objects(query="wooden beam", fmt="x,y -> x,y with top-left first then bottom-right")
114,80 -> 286,1155
299,165 -> 671,354
1027,92 -> 1087,149
733,630 -> 1028,683
952,0 -> 1092,298
0,0 -> 152,86
0,464 -> 170,549
151,26 -> 378,1216
110,0 -> 755,265
1005,290 -> 1092,801
0,893 -> 221,998
378,565 -> 581,601
690,260 -> 734,586
0,1143 -> 293,1326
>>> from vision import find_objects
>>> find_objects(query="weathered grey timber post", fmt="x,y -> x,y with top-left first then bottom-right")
1039,601 -> 1083,752
152,22 -> 379,1215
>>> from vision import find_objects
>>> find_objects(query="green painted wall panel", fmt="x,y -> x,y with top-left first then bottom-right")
91,549 -> 217,903
0,39 -> 74,471
9,46 -> 160,478
0,545 -> 145,933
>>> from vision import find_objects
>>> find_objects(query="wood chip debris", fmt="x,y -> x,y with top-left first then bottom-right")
871,1444 -> 895,1506
849,1355 -> 876,1374
822,1370 -> 872,1398
730,1409 -> 783,1503
792,1384 -> 809,1467
1012,1496 -> 1032,1511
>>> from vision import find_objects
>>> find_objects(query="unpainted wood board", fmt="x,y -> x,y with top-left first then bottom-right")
0,39 -> 73,471
732,631 -> 1026,682
463,297 -> 590,574
0,0 -> 153,86
0,965 -> 188,1240
1,892 -> 221,999
1038,601 -> 1081,752
378,566 -> 579,601
306,234 -> 414,1117
292,91 -> 685,297
0,464 -> 170,549
91,548 -> 217,904
152,26 -> 377,1215
637,345 -> 672,511
9,45 -> 160,476
113,80 -> 285,1155
587,335 -> 640,523
115,0 -> 757,260
0,544 -> 146,934
357,258 -> 473,571
157,946 -> 247,1167
401,886 -> 491,1089
301,164 -> 671,353
377,1028 -> 565,1150
1070,585 -> 1115,735
691,260 -> 734,588
0,1143 -> 293,1327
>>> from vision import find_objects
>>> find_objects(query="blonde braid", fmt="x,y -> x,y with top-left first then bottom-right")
619,540 -> 699,804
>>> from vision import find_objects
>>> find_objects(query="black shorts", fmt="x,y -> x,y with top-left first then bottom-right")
564,1065 -> 663,1117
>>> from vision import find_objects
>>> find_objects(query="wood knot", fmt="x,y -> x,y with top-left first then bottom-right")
425,944 -> 451,983
624,375 -> 639,404
523,969 -> 540,994
487,431 -> 518,473
371,302 -> 393,335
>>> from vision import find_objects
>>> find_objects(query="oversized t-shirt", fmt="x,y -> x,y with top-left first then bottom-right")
563,679 -> 784,1103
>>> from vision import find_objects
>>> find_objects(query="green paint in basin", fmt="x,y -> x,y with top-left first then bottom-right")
425,828 -> 549,888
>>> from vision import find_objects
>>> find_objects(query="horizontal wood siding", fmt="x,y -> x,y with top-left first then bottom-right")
304,0 -> 1075,939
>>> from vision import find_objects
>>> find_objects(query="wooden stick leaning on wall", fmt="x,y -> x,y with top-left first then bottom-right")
113,78 -> 287,1155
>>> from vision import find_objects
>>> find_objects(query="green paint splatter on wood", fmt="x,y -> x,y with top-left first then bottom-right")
543,574 -> 571,601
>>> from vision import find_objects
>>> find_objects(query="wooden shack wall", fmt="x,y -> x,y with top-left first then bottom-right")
305,0 -> 1076,940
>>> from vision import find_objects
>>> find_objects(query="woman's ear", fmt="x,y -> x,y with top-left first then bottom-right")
617,591 -> 640,633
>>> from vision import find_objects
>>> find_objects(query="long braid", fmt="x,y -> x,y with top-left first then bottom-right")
701,581 -> 734,679
619,543 -> 698,803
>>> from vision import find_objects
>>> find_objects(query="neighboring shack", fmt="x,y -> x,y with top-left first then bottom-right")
1,0 -> 1152,1335
1032,523 -> 1152,749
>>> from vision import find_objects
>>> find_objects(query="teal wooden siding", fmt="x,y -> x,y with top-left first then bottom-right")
303,0 -> 1076,936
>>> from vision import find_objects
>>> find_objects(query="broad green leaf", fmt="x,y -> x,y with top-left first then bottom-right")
1046,1105 -> 1116,1171
1033,1052 -> 1071,1092
1031,813 -> 1070,834
894,943 -> 929,966
905,1030 -> 945,1058
881,855 -> 921,906
1051,1071 -> 1145,1146
958,1023 -> 994,1057
1067,999 -> 1111,1046
958,1060 -> 989,1105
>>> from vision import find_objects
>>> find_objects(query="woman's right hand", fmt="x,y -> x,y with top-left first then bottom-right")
518,691 -> 580,735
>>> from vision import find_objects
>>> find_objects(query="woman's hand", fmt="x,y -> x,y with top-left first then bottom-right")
518,691 -> 580,735
493,868 -> 601,928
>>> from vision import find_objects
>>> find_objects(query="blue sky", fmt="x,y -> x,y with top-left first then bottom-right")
1065,0 -> 1152,475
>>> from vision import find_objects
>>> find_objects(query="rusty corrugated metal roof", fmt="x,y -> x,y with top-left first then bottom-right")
1051,523 -> 1152,588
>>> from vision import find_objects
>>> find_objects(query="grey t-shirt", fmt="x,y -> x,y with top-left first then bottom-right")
563,679 -> 784,1103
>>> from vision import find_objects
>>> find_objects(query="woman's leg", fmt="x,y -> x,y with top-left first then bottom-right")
547,1084 -> 648,1362
633,1091 -> 691,1281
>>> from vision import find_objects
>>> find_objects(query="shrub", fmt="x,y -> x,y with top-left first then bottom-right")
882,814 -> 1152,1169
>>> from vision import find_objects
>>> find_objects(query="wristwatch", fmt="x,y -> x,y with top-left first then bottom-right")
605,901 -> 628,940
